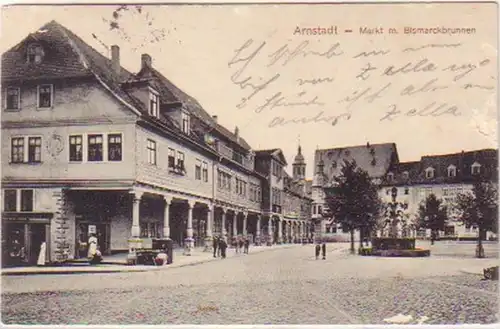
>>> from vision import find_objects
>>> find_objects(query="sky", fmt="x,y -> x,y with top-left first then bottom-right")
1,3 -> 497,179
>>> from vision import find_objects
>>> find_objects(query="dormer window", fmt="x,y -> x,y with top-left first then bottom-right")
332,161 -> 337,168
425,167 -> 435,179
402,171 -> 409,180
181,111 -> 191,134
471,162 -> 481,175
387,172 -> 394,182
447,165 -> 457,177
27,44 -> 45,64
149,90 -> 159,118
371,158 -> 377,166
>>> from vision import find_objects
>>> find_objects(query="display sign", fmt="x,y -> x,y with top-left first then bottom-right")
88,225 -> 97,234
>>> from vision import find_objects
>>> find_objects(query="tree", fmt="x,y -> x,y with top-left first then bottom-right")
324,160 -> 383,254
417,194 -> 448,245
454,179 -> 498,258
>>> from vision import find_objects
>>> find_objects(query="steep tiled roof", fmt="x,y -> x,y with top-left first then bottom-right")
3,20 -> 251,152
2,21 -> 143,113
383,149 -> 498,186
255,149 -> 288,165
134,62 -> 252,151
315,143 -> 398,185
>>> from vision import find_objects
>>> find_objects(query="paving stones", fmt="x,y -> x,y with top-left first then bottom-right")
2,244 -> 498,325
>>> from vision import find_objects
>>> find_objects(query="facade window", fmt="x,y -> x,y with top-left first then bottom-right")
471,162 -> 481,175
177,151 -> 185,171
146,139 -> 156,165
4,189 -> 17,211
202,161 -> 208,182
272,161 -> 282,177
20,189 -> 34,212
11,137 -> 24,163
181,111 -> 190,134
425,167 -> 435,179
195,159 -> 202,180
318,205 -> 322,215
217,170 -> 223,189
27,44 -> 44,64
257,187 -> 261,202
448,165 -> 456,177
168,148 -> 176,168
404,187 -> 409,195
69,135 -> 83,161
88,134 -> 103,162
28,137 -> 42,163
149,91 -> 159,117
108,134 -> 122,161
38,84 -> 53,108
5,87 -> 20,110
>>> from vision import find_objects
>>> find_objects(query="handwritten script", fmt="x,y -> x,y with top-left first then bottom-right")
227,38 -> 494,128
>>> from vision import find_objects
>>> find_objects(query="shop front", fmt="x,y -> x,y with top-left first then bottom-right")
1,212 -> 51,267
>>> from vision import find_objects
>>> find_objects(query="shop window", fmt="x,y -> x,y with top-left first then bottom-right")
4,189 -> 17,211
69,135 -> 83,161
20,190 -> 34,212
140,222 -> 160,238
88,134 -> 103,162
108,134 -> 122,161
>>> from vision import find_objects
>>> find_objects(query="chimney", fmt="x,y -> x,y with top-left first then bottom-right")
366,141 -> 370,148
111,45 -> 120,74
212,115 -> 218,123
141,53 -> 152,69
235,126 -> 239,139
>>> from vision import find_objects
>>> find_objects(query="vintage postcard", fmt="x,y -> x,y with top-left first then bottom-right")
0,1 -> 498,326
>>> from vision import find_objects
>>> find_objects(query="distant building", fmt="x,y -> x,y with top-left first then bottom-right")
380,149 -> 498,239
311,143 -> 399,240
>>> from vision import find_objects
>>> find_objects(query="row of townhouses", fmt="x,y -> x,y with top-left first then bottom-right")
311,143 -> 498,241
1,21 -> 313,266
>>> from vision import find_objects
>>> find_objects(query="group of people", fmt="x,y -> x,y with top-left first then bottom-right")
212,236 -> 250,259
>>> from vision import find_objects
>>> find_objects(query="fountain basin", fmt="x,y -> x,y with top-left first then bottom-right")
359,237 -> 431,257
359,247 -> 430,257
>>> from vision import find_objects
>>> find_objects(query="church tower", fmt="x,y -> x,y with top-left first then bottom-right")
292,144 -> 306,182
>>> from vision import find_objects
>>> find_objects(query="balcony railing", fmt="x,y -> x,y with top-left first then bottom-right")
215,142 -> 253,170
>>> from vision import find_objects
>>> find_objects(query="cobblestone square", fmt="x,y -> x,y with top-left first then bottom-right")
2,244 -> 498,325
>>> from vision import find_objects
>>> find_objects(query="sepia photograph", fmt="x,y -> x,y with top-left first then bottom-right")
0,2 -> 498,326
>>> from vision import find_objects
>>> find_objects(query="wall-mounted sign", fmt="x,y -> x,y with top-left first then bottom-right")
88,225 -> 96,234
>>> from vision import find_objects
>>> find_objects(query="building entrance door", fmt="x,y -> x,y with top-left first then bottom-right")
76,222 -> 110,257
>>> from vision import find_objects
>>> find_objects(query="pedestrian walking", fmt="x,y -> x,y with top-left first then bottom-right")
243,237 -> 249,254
220,238 -> 228,259
212,236 -> 218,258
217,237 -> 222,257
322,243 -> 326,260
315,244 -> 321,260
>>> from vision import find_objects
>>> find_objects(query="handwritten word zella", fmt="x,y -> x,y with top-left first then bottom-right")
227,38 -> 494,128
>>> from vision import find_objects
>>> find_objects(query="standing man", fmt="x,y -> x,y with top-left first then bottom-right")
212,236 -> 219,258
315,243 -> 321,260
220,238 -> 228,259
322,242 -> 326,260
243,237 -> 250,254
